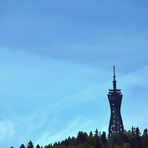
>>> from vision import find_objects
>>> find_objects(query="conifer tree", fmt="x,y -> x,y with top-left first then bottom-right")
20,144 -> 26,148
142,129 -> 148,148
36,144 -> 40,148
94,129 -> 101,148
27,141 -> 34,148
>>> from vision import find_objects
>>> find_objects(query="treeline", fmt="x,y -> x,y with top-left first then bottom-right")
11,127 -> 148,148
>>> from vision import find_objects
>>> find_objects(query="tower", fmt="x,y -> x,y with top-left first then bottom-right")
108,66 -> 124,137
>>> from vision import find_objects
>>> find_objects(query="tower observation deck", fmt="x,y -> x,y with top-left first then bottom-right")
108,66 -> 124,137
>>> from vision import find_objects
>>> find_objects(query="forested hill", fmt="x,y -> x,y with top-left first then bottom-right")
11,127 -> 148,148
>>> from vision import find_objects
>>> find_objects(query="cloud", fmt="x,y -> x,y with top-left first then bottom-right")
7,83 -> 106,147
35,117 -> 96,146
29,66 -> 148,146
11,83 -> 100,130
120,66 -> 148,95
0,118 -> 15,142
118,66 -> 148,130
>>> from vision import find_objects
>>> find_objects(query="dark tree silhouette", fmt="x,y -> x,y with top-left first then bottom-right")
142,129 -> 148,148
131,127 -> 142,148
20,144 -> 26,148
76,131 -> 88,144
100,132 -> 107,148
13,128 -> 148,148
94,129 -> 101,148
36,144 -> 41,148
27,141 -> 34,148
89,131 -> 93,137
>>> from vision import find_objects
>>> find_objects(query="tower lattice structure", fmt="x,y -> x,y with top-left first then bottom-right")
108,66 -> 124,137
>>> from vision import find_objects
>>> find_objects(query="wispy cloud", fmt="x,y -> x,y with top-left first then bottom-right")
4,83 -> 107,147
35,117 -> 96,146
0,118 -> 15,142
119,66 -> 148,130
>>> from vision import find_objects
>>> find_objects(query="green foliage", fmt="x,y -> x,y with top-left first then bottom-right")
13,127 -> 148,148
76,131 -> 88,144
142,129 -> 148,148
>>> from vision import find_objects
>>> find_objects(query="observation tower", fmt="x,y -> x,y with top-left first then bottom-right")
108,66 -> 124,137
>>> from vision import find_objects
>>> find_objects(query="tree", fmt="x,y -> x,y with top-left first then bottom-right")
49,144 -> 53,147
142,129 -> 148,148
27,141 -> 34,148
94,129 -> 99,137
88,131 -> 95,145
130,127 -> 142,148
71,136 -> 76,145
89,131 -> 93,137
135,127 -> 141,137
143,129 -> 148,135
20,144 -> 26,148
125,130 -> 133,140
76,131 -> 88,144
100,132 -> 107,148
36,144 -> 41,148
94,129 -> 101,148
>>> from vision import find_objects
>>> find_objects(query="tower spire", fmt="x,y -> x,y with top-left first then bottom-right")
113,65 -> 116,91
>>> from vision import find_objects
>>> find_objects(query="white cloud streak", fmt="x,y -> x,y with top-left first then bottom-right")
0,118 -> 15,142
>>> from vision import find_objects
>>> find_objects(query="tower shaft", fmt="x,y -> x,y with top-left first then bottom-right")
108,66 -> 124,137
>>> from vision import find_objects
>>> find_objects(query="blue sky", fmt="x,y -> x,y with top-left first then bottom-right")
0,0 -> 148,147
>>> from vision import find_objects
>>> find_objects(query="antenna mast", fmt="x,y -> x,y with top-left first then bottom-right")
113,65 -> 117,91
